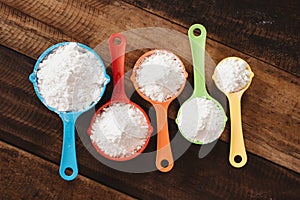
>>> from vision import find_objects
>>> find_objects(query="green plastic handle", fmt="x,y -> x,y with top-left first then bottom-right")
188,24 -> 208,98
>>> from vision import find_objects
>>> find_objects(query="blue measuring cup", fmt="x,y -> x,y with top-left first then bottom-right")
29,42 -> 110,181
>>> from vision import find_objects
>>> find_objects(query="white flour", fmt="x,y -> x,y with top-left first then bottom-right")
37,43 -> 107,112
177,97 -> 225,144
214,57 -> 251,93
90,102 -> 149,158
135,50 -> 186,102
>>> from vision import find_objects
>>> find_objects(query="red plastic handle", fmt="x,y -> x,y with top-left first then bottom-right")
108,33 -> 128,102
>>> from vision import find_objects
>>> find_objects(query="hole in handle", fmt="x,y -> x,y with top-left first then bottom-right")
113,37 -> 122,45
160,159 -> 169,168
64,167 -> 74,176
193,28 -> 202,36
234,155 -> 242,163
60,165 -> 78,181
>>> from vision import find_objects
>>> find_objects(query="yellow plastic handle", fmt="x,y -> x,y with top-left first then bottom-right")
228,93 -> 247,168
153,103 -> 174,172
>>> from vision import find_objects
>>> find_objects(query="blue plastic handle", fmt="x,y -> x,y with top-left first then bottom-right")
59,112 -> 80,181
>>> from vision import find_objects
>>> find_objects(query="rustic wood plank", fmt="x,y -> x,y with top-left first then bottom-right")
123,0 -> 300,76
0,140 -> 135,200
0,0 -> 299,173
0,0 -> 180,59
0,44 -> 300,199
2,0 -> 300,76
0,2 -> 73,60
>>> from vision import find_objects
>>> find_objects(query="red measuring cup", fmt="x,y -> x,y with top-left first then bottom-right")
87,33 -> 153,161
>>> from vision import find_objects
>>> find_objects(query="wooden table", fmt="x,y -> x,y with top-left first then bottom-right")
0,0 -> 299,199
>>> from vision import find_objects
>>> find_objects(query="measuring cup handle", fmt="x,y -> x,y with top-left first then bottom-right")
188,24 -> 207,97
154,104 -> 174,172
109,33 -> 128,102
59,114 -> 78,181
228,94 -> 247,168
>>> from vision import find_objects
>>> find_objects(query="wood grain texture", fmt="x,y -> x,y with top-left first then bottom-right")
0,141 -> 135,200
0,0 -> 299,173
0,43 -> 300,199
0,2 -> 73,60
124,0 -> 300,76
0,0 -> 172,59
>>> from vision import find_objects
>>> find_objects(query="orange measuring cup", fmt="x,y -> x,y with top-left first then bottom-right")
131,50 -> 188,172
87,33 -> 153,161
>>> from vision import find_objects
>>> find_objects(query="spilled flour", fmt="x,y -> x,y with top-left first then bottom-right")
90,103 -> 149,158
37,42 -> 107,112
214,57 -> 251,93
177,97 -> 225,144
134,50 -> 186,102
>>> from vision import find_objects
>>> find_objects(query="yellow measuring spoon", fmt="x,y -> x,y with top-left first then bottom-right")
212,57 -> 254,168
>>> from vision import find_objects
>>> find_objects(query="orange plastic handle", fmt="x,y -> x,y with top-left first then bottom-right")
153,103 -> 174,172
228,92 -> 247,168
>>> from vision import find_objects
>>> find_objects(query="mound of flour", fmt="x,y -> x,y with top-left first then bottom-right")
90,103 -> 149,158
177,97 -> 225,144
214,57 -> 251,93
135,50 -> 186,102
37,43 -> 107,112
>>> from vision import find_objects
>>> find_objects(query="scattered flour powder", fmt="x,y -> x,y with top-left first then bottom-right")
177,97 -> 225,144
37,43 -> 107,112
134,50 -> 186,102
90,103 -> 149,158
214,57 -> 251,93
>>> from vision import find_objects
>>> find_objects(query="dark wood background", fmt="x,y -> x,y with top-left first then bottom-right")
0,0 -> 299,199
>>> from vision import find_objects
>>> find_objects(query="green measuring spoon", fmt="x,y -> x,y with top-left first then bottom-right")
176,24 -> 227,144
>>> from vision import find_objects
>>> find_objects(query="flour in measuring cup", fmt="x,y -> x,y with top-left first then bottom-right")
90,102 -> 149,158
37,43 -> 107,112
214,57 -> 251,93
135,50 -> 186,102
177,97 -> 225,144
